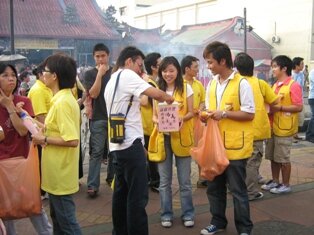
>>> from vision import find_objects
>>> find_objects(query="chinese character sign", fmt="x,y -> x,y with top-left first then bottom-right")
158,103 -> 180,132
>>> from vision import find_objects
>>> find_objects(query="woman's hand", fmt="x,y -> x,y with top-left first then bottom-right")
0,89 -> 13,109
31,129 -> 46,146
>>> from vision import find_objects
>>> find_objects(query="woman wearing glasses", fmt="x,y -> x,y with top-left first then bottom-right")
32,54 -> 82,235
0,62 -> 52,235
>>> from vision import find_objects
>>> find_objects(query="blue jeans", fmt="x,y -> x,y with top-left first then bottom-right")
158,135 -> 194,221
112,139 -> 148,235
206,159 -> 253,234
49,194 -> 82,235
306,99 -> 314,142
3,208 -> 52,235
87,119 -> 108,190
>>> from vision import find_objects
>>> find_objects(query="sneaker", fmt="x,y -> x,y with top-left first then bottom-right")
197,180 -> 208,188
270,184 -> 291,194
151,185 -> 160,193
161,220 -> 172,228
200,224 -> 225,235
261,180 -> 278,191
183,219 -> 194,227
249,192 -> 264,201
240,233 -> 249,235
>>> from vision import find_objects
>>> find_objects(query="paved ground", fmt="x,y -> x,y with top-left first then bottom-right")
13,133 -> 314,235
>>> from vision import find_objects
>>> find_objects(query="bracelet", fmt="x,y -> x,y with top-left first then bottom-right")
280,106 -> 283,112
44,136 -> 48,145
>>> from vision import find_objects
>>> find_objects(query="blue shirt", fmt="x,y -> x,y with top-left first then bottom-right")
292,71 -> 305,88
309,69 -> 314,99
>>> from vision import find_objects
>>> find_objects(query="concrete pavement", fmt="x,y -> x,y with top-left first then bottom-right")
15,138 -> 314,235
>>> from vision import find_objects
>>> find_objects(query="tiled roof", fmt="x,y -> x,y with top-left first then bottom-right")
0,0 -> 120,40
122,23 -> 165,44
169,16 -> 272,51
170,17 -> 236,45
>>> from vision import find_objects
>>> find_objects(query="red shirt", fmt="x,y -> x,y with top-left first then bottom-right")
274,77 -> 303,105
0,95 -> 34,159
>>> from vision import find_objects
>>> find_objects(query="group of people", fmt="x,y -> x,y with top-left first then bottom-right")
0,39 -> 308,235
0,54 -> 82,234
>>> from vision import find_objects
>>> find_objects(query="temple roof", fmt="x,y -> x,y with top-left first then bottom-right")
0,0 -> 120,40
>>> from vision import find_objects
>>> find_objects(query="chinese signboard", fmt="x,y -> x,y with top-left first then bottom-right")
158,102 -> 180,132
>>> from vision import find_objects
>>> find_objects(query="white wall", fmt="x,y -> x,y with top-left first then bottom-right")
129,0 -> 314,66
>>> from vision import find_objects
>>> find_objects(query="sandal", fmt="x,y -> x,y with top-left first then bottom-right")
87,188 -> 98,198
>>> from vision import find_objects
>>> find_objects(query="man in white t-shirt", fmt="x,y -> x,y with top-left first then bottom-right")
104,46 -> 174,235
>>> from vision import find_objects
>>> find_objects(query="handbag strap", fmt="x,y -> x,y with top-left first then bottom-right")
109,70 -> 134,118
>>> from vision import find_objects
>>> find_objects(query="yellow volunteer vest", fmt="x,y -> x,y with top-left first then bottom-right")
272,79 -> 298,136
246,76 -> 271,140
170,83 -> 194,157
208,74 -> 253,160
141,78 -> 157,136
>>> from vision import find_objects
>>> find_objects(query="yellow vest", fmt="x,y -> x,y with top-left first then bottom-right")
141,78 -> 157,136
208,74 -> 253,160
246,76 -> 271,140
170,84 -> 194,157
272,79 -> 298,136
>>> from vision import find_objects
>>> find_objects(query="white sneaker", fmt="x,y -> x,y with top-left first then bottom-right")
161,220 -> 172,228
261,180 -> 278,191
270,184 -> 291,194
183,220 -> 194,227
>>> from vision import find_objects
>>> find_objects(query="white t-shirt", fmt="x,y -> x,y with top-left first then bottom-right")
104,68 -> 151,151
165,84 -> 194,97
205,72 -> 255,113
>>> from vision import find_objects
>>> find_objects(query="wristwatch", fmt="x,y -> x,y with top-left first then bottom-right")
221,111 -> 227,119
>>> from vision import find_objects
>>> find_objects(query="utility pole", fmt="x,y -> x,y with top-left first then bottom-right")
10,0 -> 15,55
244,7 -> 247,53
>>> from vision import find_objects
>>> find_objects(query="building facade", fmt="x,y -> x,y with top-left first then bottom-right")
111,0 -> 314,67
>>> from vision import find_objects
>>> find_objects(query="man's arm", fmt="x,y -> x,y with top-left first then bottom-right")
88,65 -> 109,98
142,87 -> 174,104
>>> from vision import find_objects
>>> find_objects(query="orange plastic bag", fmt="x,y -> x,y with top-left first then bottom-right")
194,117 -> 205,146
190,119 -> 229,181
0,144 -> 41,220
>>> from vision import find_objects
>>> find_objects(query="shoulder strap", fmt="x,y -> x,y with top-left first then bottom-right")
109,70 -> 134,118
109,71 -> 123,117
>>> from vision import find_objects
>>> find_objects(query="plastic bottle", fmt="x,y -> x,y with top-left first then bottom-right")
20,112 -> 39,135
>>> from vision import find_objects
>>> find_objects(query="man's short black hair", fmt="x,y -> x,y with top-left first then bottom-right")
93,43 -> 110,55
234,52 -> 254,77
114,46 -> 145,71
180,55 -> 199,75
144,52 -> 161,75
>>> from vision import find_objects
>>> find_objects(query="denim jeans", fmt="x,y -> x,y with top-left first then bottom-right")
206,159 -> 253,234
158,135 -> 194,221
3,208 -> 52,235
87,119 -> 108,190
49,194 -> 82,235
306,99 -> 314,142
112,139 -> 148,235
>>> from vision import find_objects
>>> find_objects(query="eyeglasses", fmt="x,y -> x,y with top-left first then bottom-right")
42,68 -> 52,73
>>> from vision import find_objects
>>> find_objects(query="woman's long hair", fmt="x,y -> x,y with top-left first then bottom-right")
157,56 -> 184,95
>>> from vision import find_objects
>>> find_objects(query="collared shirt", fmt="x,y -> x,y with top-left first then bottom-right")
28,79 -> 52,116
205,71 -> 255,113
274,77 -> 303,105
42,89 -> 80,195
184,77 -> 205,110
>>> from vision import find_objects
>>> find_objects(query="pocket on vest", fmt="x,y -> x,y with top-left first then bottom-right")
223,131 -> 244,150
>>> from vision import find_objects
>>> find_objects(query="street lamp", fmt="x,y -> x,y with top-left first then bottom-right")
243,7 -> 253,53
10,0 -> 14,55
